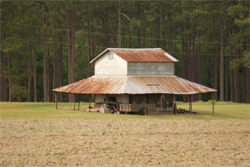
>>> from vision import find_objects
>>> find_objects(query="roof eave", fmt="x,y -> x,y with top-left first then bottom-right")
89,48 -> 110,64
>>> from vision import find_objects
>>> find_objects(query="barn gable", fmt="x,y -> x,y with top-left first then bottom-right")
92,48 -> 177,76
94,51 -> 127,75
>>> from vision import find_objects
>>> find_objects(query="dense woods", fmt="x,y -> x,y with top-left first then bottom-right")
0,1 -> 249,103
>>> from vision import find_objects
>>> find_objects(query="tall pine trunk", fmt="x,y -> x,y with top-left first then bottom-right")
113,36 -> 116,48
212,55 -> 217,101
87,19 -> 91,62
219,15 -> 224,101
53,35 -> 61,103
233,50 -> 239,102
214,55 -> 217,101
8,57 -> 11,102
230,54 -> 234,101
27,42 -> 32,102
181,25 -> 185,79
242,32 -> 249,103
33,43 -> 37,102
0,51 -> 8,101
91,17 -> 95,63
191,26 -> 196,101
43,3 -> 48,102
162,13 -> 166,48
129,31 -> 132,48
71,10 -> 75,97
67,10 -> 75,102
59,36 -> 63,102
47,44 -> 50,102
197,44 -> 202,100
156,26 -> 160,48
242,67 -> 248,103
0,52 -> 3,101
182,26 -> 187,102
225,55 -> 228,101
166,14 -> 171,53
118,0 -> 121,48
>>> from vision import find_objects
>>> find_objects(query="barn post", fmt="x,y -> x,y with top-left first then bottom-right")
74,94 -> 76,110
55,92 -> 58,109
116,103 -> 118,114
212,92 -> 215,115
173,94 -> 176,114
160,94 -> 163,115
89,94 -> 91,112
189,94 -> 192,113
188,95 -> 190,111
78,94 -> 80,110
144,95 -> 147,115
105,95 -> 109,114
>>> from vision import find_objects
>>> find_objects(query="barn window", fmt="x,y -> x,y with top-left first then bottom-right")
108,53 -> 114,60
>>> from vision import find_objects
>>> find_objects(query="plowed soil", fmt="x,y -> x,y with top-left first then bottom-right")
0,119 -> 249,166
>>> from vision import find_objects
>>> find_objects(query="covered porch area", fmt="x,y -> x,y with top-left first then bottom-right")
52,75 -> 217,115
54,92 -> 216,116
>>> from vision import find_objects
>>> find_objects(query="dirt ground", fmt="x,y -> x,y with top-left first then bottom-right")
0,119 -> 249,166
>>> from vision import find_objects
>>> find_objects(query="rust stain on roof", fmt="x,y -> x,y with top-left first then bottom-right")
90,48 -> 178,63
126,76 -> 216,94
53,76 -> 216,95
110,48 -> 177,62
53,76 -> 126,94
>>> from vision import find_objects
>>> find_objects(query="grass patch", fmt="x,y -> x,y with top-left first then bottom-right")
29,126 -> 36,130
0,101 -> 249,120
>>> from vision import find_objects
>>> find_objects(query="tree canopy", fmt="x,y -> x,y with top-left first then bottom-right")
0,0 -> 249,103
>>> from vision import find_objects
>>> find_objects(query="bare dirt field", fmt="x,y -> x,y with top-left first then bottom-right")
0,119 -> 249,167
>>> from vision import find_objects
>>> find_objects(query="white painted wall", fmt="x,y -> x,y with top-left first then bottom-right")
128,62 -> 174,75
94,52 -> 127,75
95,94 -> 129,104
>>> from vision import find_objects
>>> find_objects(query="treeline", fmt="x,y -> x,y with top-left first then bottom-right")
0,1 -> 249,103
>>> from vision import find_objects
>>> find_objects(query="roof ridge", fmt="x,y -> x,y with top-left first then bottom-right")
90,47 -> 179,63
108,48 -> 162,50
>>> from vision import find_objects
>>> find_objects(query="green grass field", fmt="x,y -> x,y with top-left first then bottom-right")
0,101 -> 249,120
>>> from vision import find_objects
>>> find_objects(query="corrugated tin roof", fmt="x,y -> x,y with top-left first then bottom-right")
89,48 -> 178,63
53,76 -> 126,94
53,75 -> 216,95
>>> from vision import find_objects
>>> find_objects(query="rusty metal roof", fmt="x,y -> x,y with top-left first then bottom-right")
89,48 -> 178,63
53,75 -> 216,95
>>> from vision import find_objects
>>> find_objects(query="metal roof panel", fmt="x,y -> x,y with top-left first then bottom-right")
53,75 -> 216,95
90,48 -> 179,63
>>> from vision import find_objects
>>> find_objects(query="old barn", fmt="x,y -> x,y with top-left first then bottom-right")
53,48 -> 216,115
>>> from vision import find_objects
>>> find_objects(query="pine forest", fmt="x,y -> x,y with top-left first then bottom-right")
1,1 -> 249,103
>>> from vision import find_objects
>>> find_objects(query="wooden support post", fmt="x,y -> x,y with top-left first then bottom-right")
161,94 -> 163,115
116,104 -> 118,114
189,95 -> 192,113
125,103 -> 127,115
173,94 -> 176,114
55,92 -> 58,109
105,95 -> 109,114
78,94 -> 80,110
189,95 -> 190,112
74,94 -> 76,110
89,94 -> 91,112
144,95 -> 147,115
212,92 -> 215,115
